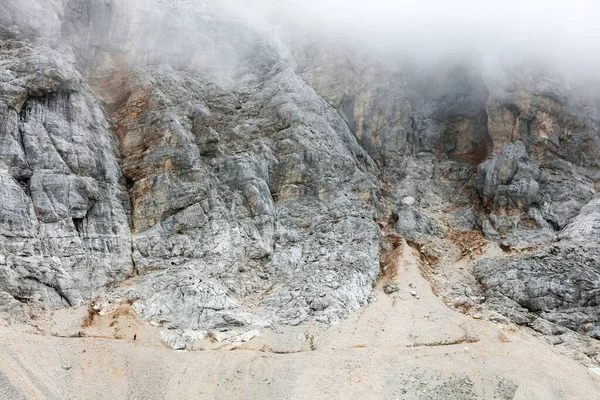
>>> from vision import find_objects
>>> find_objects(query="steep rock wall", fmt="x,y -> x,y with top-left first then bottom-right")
0,0 -> 599,355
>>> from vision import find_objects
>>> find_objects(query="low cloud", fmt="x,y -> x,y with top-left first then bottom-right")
225,0 -> 600,79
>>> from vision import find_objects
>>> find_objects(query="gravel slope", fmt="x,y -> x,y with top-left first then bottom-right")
1,240 -> 598,400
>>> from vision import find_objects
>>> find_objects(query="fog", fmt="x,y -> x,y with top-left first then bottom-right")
8,0 -> 598,84
223,0 -> 600,78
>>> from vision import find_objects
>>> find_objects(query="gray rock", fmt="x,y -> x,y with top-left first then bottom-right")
393,206 -> 445,243
447,207 -> 477,231
158,329 -> 187,350
0,1 -> 600,362
561,195 -> 600,243
402,196 -> 416,206
477,141 -> 541,211
538,168 -> 596,231
383,282 -> 399,294
475,244 -> 600,339
288,36 -> 413,164
0,0 -> 386,331
481,219 -> 501,241
0,33 -> 132,310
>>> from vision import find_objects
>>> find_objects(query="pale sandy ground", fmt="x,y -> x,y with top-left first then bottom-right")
1,240 -> 599,399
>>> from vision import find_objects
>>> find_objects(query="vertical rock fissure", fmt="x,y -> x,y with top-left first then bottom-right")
72,217 -> 84,234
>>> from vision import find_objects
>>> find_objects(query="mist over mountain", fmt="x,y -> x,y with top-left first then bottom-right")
0,1 -> 599,398
227,0 -> 600,76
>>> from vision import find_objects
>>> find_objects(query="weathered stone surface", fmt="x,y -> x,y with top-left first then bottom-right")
288,36 -> 412,164
561,195 -> 600,243
405,60 -> 492,164
477,141 -> 541,211
0,0 -> 600,358
485,66 -> 600,169
475,245 -> 600,339
60,0 -> 382,330
393,206 -> 445,243
89,54 -> 381,329
0,32 -> 132,310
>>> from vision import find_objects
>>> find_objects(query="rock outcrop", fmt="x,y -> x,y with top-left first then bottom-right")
0,27 -> 132,319
1,0 -> 383,331
0,0 -> 599,361
475,244 -> 600,340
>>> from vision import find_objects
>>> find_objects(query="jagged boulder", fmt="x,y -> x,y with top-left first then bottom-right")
393,206 -> 445,243
561,195 -> 600,243
475,244 -> 600,339
477,141 -> 541,211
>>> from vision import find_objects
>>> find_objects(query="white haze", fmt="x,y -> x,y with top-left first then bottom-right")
11,0 -> 596,84
223,0 -> 600,78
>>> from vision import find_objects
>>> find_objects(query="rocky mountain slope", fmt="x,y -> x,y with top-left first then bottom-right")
1,239 -> 599,399
0,0 -> 599,397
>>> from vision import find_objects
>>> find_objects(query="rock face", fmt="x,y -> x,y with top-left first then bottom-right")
475,244 -> 600,339
103,61 -> 382,329
561,195 -> 600,242
287,36 -> 413,164
477,141 -> 541,212
1,0 -> 382,331
0,28 -> 132,318
0,0 -> 599,359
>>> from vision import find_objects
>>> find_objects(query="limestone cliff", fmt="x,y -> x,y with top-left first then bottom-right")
0,0 -> 599,366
